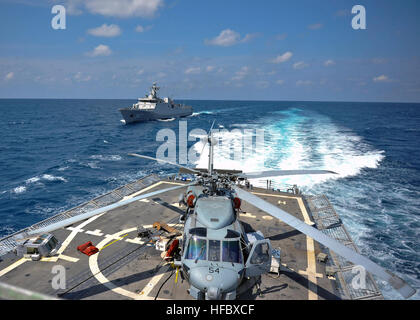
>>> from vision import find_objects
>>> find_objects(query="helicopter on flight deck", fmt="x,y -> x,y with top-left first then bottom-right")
22,123 -> 416,300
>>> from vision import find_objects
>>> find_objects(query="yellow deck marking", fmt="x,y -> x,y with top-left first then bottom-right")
175,267 -> 179,283
262,215 -> 273,220
89,227 -> 170,300
0,258 -> 26,278
278,200 -> 287,205
86,229 -> 104,236
125,238 -> 145,245
250,191 -> 319,300
100,234 -> 128,251
138,273 -> 167,299
121,180 -> 186,201
0,182 -> 183,280
41,254 -> 79,263
239,212 -> 257,219
89,227 -> 143,300
298,269 -> 323,278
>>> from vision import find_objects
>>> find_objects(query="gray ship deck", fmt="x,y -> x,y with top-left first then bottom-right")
0,175 -> 383,300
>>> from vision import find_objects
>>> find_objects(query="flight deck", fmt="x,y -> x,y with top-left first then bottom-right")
0,175 -> 383,300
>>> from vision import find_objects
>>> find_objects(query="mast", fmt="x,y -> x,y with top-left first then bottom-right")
207,120 -> 215,176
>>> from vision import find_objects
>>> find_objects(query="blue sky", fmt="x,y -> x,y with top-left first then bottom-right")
0,0 -> 419,102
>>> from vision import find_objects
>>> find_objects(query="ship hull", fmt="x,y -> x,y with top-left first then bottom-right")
120,106 -> 193,124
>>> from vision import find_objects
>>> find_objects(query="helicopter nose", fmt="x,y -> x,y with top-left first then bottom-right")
189,267 -> 239,298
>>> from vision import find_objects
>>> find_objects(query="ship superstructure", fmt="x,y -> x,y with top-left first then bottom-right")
119,83 -> 193,124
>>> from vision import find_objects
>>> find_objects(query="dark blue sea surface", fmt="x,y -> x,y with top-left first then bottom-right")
0,99 -> 419,299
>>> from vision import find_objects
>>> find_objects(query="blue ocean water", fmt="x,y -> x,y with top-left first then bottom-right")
0,99 -> 419,299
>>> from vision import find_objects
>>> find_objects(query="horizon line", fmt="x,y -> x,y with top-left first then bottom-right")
0,97 -> 419,104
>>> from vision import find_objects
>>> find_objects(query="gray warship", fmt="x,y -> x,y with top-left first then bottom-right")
119,83 -> 193,124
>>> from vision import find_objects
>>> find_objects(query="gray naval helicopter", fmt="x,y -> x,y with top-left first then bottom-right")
24,126 -> 416,300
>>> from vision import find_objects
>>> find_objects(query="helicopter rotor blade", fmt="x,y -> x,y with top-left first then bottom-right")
129,153 -> 200,175
27,182 -> 196,236
233,186 -> 416,299
242,169 -> 337,180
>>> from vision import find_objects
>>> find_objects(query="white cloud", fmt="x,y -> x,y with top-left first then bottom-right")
205,29 -> 257,47
271,51 -> 293,64
135,25 -> 152,33
86,44 -> 112,57
232,66 -> 249,81
293,61 -> 309,70
324,59 -> 335,67
241,33 -> 260,43
137,69 -> 144,75
87,24 -> 121,37
206,66 -> 215,72
5,72 -> 14,80
185,67 -> 201,74
74,72 -> 91,82
74,0 -> 164,18
373,75 -> 391,83
276,79 -> 285,85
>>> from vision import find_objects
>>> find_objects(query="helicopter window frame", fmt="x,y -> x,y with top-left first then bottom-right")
208,240 -> 221,262
222,240 -> 243,264
225,229 -> 240,239
189,227 -> 207,238
185,236 -> 207,262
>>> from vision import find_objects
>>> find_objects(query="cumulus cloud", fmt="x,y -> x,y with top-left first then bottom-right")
87,24 -> 121,37
86,44 -> 112,57
373,75 -> 391,83
276,79 -> 285,85
324,59 -> 336,67
293,61 -> 309,70
205,29 -> 257,47
5,72 -> 14,80
67,0 -> 163,18
271,52 -> 293,64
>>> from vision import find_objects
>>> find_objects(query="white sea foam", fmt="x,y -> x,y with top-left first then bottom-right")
192,109 -> 385,191
90,155 -> 122,161
157,118 -> 176,122
13,186 -> 26,194
42,174 -> 67,182
25,176 -> 41,184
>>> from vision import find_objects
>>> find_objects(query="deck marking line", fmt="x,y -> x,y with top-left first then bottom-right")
0,258 -> 26,278
100,234 -> 128,251
251,191 -> 319,300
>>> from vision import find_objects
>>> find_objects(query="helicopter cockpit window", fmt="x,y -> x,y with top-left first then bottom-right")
186,237 -> 207,261
222,240 -> 242,264
250,242 -> 270,264
208,240 -> 220,261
